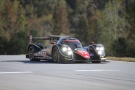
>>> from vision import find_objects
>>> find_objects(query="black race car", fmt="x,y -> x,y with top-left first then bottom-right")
26,35 -> 90,63
84,42 -> 106,63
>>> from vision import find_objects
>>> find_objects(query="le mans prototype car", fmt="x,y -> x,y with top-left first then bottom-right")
26,35 -> 90,63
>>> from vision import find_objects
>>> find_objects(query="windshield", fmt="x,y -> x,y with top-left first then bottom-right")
62,40 -> 83,50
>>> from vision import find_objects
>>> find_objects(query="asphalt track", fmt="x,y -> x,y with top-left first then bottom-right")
0,55 -> 135,90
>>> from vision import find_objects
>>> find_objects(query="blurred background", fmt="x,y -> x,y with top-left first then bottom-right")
0,0 -> 134,57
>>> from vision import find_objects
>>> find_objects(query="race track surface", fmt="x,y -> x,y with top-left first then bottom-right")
0,55 -> 135,90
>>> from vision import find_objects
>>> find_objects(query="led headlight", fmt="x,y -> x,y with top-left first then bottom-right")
100,47 -> 104,50
67,51 -> 73,55
96,47 -> 100,50
62,47 -> 67,52
96,47 -> 104,51
96,47 -> 104,55
62,46 -> 73,55
98,51 -> 102,55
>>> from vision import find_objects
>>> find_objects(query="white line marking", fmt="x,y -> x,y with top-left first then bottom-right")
0,71 -> 33,74
75,70 -> 119,72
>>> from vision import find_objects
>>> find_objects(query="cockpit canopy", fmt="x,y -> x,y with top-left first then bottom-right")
59,38 -> 83,50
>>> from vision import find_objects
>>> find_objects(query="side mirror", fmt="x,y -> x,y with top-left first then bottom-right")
90,42 -> 94,44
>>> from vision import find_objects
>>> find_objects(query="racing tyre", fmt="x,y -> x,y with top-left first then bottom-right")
29,47 -> 39,61
52,47 -> 59,63
52,47 -> 66,63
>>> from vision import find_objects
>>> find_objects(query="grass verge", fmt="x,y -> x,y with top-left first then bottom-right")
106,57 -> 135,62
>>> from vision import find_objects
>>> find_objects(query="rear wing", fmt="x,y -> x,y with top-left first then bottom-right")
29,35 -> 49,44
29,35 -> 71,44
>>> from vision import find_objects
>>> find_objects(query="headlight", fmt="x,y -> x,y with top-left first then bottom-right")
96,47 -> 104,51
98,51 -> 102,55
100,47 -> 104,50
96,47 -> 100,50
67,51 -> 72,55
62,46 -> 73,55
62,47 -> 67,52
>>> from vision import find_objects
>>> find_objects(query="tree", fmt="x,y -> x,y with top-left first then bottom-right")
97,0 -> 128,55
126,0 -> 135,57
20,0 -> 57,36
112,37 -> 127,57
0,0 -> 28,54
53,0 -> 69,35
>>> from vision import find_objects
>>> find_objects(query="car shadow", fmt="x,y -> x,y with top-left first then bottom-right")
1,59 -> 56,64
1,59 -> 110,64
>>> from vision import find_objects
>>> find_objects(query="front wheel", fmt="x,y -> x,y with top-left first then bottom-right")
28,47 -> 39,61
52,47 -> 60,63
52,47 -> 66,63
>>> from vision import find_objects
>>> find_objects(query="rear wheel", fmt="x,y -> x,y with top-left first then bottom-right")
28,47 -> 39,61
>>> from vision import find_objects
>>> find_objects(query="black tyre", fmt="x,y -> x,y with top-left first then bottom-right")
52,47 -> 59,63
52,47 -> 66,63
28,47 -> 38,61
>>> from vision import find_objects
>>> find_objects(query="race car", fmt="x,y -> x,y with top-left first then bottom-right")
26,35 -> 90,63
84,42 -> 106,63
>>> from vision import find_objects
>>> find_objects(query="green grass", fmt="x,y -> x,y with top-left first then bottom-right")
106,57 -> 135,62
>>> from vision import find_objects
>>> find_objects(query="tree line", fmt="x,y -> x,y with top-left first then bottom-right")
0,0 -> 135,57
